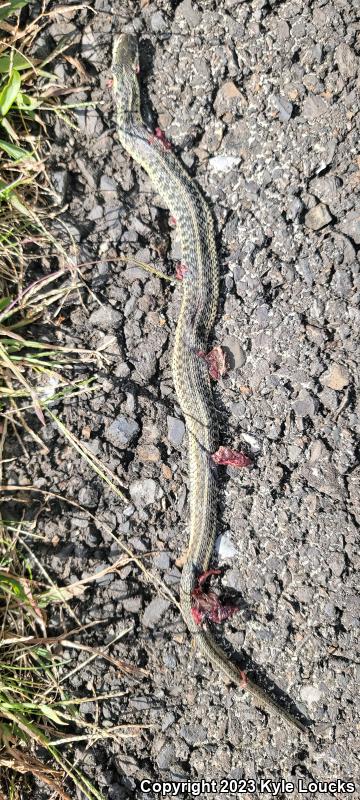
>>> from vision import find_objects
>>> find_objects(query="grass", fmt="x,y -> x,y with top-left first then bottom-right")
0,0 -> 91,444
0,3 -> 144,797
0,516 -> 145,800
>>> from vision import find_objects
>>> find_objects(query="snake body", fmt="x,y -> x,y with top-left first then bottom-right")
112,34 -> 306,734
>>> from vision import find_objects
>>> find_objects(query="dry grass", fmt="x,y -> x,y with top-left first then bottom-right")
0,511 -> 147,800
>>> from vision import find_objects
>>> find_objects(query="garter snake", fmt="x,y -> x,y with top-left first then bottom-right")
112,33 -> 307,734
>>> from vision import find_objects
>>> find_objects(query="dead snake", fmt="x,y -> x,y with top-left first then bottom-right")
112,33 -> 307,735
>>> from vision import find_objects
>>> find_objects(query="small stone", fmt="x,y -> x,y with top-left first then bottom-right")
320,364 -> 350,391
52,170 -> 68,201
309,175 -> 341,206
156,743 -> 175,770
100,175 -> 117,199
221,81 -> 241,99
222,335 -> 246,370
292,389 -> 316,418
231,398 -> 246,418
137,444 -> 161,463
78,486 -> 99,508
330,553 -> 345,578
88,204 -> 103,221
150,11 -> 168,32
105,416 -> 140,449
130,478 -> 163,508
303,94 -> 328,120
85,108 -> 104,136
215,534 -> 237,559
300,685 -> 321,705
89,305 -> 122,330
300,463 -> 345,501
153,552 -> 170,570
304,204 -> 332,231
123,596 -> 142,613
179,723 -> 207,745
273,94 -> 293,122
167,416 -> 185,449
162,712 -> 175,731
286,196 -> 303,221
334,43 -> 358,80
338,210 -> 360,244
143,596 -> 170,628
209,155 -> 240,173
175,0 -> 201,27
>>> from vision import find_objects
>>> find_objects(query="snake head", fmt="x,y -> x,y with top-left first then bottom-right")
112,33 -> 140,115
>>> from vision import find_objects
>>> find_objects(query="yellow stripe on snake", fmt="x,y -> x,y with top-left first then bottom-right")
112,34 -> 307,735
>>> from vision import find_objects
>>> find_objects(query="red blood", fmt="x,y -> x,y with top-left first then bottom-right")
154,127 -> 172,150
211,446 -> 252,468
176,262 -> 188,280
198,568 -> 222,587
239,669 -> 248,687
197,346 -> 227,380
190,570 -> 239,626
191,608 -> 204,625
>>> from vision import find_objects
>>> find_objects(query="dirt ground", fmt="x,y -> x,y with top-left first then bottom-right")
10,0 -> 360,798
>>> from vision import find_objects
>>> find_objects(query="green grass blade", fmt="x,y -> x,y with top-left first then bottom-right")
0,1 -> 29,21
0,52 -> 33,73
0,138 -> 33,161
0,69 -> 21,117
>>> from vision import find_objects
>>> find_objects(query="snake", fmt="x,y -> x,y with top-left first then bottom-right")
112,33 -> 307,735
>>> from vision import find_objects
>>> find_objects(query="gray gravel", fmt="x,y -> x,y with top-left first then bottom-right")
9,0 -> 360,797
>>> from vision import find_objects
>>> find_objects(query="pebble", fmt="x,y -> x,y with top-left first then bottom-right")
123,596 -> 142,613
231,398 -> 246,418
300,462 -> 345,501
208,155 -> 240,173
89,305 -> 122,330
137,444 -> 161,463
339,210 -> 360,244
100,175 -> 118,200
334,43 -> 358,80
304,204 -> 332,231
302,94 -> 328,120
175,0 -> 201,27
215,533 -> 237,559
272,94 -> 293,122
88,204 -> 103,221
286,196 -> 303,221
130,478 -> 163,508
52,170 -> 68,202
320,363 -> 350,391
79,108 -> 104,137
292,389 -> 316,418
105,416 -> 140,449
300,685 -> 322,705
167,416 -> 185,448
142,597 -> 170,628
309,175 -> 341,206
153,552 -> 170,570
150,11 -> 168,32
220,81 -> 241,99
222,335 -> 246,369
179,723 -> 207,745
78,486 -> 99,508
156,743 -> 175,770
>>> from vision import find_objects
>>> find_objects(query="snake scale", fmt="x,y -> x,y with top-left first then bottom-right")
112,33 -> 307,735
